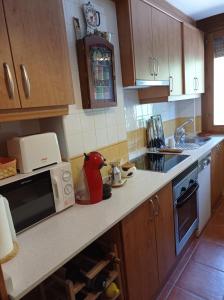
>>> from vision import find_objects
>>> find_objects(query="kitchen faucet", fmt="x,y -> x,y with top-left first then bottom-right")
174,118 -> 193,144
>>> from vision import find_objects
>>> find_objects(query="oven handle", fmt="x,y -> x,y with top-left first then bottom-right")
175,182 -> 199,208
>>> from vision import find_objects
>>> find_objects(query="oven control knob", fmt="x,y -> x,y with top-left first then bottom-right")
189,179 -> 194,186
62,171 -> 71,182
181,187 -> 186,194
64,184 -> 73,195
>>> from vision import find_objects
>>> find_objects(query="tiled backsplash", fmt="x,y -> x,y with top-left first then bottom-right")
124,89 -> 202,152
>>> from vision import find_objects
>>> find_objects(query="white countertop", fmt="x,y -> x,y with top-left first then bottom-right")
2,136 -> 223,300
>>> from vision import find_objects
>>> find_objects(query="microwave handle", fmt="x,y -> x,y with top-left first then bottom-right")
52,176 -> 60,208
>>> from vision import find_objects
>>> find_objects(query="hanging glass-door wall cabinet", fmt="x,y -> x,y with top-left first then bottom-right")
77,35 -> 117,109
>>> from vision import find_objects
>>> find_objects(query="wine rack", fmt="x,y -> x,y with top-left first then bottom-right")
41,240 -> 123,300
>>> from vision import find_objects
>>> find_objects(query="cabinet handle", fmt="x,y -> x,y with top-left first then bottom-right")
149,199 -> 155,220
153,195 -> 160,216
3,63 -> 15,99
169,76 -> 173,93
193,77 -> 196,91
20,64 -> 31,98
149,57 -> 154,76
154,57 -> 159,76
196,77 -> 199,91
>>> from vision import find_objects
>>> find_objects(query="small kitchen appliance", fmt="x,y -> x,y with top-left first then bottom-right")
7,132 -> 61,174
76,152 -> 106,205
0,162 -> 74,233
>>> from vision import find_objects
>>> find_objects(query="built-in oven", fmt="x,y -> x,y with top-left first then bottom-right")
173,162 -> 199,255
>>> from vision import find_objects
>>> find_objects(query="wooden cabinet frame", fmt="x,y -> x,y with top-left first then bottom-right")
77,35 -> 117,109
202,29 -> 224,133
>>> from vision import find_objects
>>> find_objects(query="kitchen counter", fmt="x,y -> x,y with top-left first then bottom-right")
2,136 -> 224,300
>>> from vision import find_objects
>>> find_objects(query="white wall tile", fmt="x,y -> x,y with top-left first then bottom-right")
66,132 -> 84,157
95,128 -> 108,148
83,130 -> 97,152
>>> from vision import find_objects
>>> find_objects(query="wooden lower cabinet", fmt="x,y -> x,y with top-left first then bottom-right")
120,183 -> 175,300
154,184 -> 176,285
211,142 -> 224,208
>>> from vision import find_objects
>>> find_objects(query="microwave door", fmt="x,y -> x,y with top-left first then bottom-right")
0,171 -> 56,233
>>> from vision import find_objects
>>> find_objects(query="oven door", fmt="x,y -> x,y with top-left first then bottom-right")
174,182 -> 199,255
0,171 -> 56,233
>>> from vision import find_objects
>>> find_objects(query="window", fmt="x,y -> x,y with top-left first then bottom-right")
214,36 -> 224,125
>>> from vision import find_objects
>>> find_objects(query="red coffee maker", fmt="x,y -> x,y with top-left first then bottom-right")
75,151 -> 106,205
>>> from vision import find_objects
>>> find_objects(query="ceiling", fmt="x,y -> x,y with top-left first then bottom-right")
166,0 -> 224,20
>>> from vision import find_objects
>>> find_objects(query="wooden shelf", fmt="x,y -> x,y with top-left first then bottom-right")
72,282 -> 86,294
80,253 -> 115,280
84,270 -> 119,300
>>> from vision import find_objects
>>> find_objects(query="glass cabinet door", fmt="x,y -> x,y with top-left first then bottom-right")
90,46 -> 114,101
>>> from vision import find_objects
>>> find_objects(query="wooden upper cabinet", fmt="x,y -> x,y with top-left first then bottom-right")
3,0 -> 74,108
154,183 -> 176,284
0,1 -> 20,109
131,0 -> 154,81
183,24 -> 205,95
121,201 -> 159,300
167,17 -> 183,96
116,0 -> 170,86
195,29 -> 205,93
152,8 -> 169,81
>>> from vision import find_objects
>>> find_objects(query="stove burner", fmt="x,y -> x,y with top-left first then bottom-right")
131,153 -> 189,173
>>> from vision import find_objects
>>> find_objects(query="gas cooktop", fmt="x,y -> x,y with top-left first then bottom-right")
131,153 -> 189,173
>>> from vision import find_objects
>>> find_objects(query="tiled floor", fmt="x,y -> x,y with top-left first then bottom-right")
158,201 -> 224,300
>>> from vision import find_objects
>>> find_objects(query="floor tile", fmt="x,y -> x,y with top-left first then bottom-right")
192,240 -> 224,271
176,261 -> 224,299
168,238 -> 199,284
168,287 -> 205,300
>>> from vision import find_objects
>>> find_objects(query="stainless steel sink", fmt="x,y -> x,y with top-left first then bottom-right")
175,136 -> 211,150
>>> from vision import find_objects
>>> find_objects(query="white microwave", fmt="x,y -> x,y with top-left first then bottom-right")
0,162 -> 75,233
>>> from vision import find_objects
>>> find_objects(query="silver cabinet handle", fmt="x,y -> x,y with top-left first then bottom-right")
149,198 -> 155,220
169,76 -> 174,93
149,57 -> 154,76
196,77 -> 199,91
154,57 -> 159,76
193,77 -> 196,91
153,195 -> 160,216
20,64 -> 31,98
3,63 -> 15,99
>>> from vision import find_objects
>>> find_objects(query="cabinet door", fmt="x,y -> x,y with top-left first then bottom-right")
121,201 -> 159,300
211,144 -> 223,208
152,8 -> 169,81
131,0 -> 154,81
183,24 -> 197,95
154,183 -> 176,284
167,17 -> 183,96
195,29 -> 205,93
0,1 -> 20,109
3,0 -> 74,108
